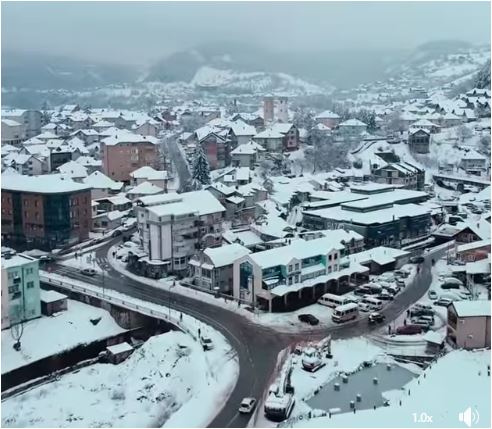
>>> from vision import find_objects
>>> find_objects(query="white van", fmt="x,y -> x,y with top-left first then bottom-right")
360,296 -> 384,311
332,303 -> 359,323
318,293 -> 352,309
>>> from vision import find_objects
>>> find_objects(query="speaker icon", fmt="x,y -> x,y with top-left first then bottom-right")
459,407 -> 479,427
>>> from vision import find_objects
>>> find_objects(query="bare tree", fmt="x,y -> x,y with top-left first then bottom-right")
10,305 -> 25,351
457,125 -> 473,143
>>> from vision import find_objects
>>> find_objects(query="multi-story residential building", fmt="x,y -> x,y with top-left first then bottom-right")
1,175 -> 91,250
447,301 -> 491,349
7,154 -> 45,176
1,109 -> 43,138
233,237 -> 369,312
314,110 -> 341,129
134,190 -> 225,274
459,150 -> 488,175
371,161 -> 425,191
230,140 -> 266,168
189,243 -> 251,293
408,128 -> 431,154
1,119 -> 25,146
303,198 -> 431,249
130,166 -> 169,191
101,131 -> 160,182
338,118 -> 367,138
253,128 -> 285,152
1,253 -> 41,329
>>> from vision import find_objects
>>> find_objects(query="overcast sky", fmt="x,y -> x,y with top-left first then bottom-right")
2,2 -> 490,65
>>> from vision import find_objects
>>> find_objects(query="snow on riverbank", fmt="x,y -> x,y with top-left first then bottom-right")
291,349 -> 491,428
2,331 -> 238,428
1,299 -> 126,374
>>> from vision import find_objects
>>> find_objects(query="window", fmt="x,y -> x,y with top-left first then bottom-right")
12,292 -> 22,300
334,253 -> 338,260
328,254 -> 332,261
8,285 -> 19,294
26,281 -> 34,289
26,268 -> 33,275
294,263 -> 299,271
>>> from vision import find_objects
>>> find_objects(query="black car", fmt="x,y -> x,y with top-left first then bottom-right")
409,256 -> 425,264
111,229 -> 123,237
377,293 -> 394,301
298,314 -> 319,326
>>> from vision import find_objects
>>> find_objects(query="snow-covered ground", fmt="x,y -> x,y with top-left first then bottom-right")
291,349 -> 491,428
1,299 -> 126,374
255,337 -> 422,428
59,251 -> 104,273
2,330 -> 238,428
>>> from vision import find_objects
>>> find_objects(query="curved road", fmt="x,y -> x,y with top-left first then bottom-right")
48,242 -> 441,428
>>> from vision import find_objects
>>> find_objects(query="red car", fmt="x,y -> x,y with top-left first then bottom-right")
396,324 -> 423,335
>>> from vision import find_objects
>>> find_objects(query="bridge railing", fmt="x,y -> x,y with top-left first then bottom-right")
40,272 -> 198,341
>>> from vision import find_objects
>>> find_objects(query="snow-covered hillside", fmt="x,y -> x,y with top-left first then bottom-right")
190,66 -> 330,96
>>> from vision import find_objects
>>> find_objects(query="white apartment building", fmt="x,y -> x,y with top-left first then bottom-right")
135,191 -> 225,273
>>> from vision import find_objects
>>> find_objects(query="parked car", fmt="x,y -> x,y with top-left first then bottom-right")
200,336 -> 214,351
354,286 -> 374,296
238,397 -> 257,414
394,270 -> 410,279
298,314 -> 319,325
396,324 -> 423,335
368,312 -> 386,324
358,302 -> 371,312
377,293 -> 394,301
81,268 -> 97,276
410,320 -> 431,331
395,279 -> 406,289
428,290 -> 438,300
434,298 -> 453,307
409,256 -> 425,264
441,282 -> 461,290
413,303 -> 433,311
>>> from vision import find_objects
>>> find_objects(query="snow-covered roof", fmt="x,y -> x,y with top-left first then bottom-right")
203,243 -> 250,268
452,300 -> 490,318
130,166 -> 168,180
1,174 -> 90,194
230,140 -> 265,155
315,110 -> 340,120
410,119 -> 440,128
146,190 -> 225,217
1,253 -> 37,269
230,120 -> 256,136
95,195 -> 131,206
1,119 -> 22,127
305,203 -> 430,225
339,119 -> 367,127
75,156 -> 102,167
106,342 -> 133,355
127,181 -> 163,196
249,237 -> 341,269
207,182 -> 236,196
222,229 -> 264,247
254,128 -> 284,139
40,289 -> 67,303
57,160 -> 88,178
83,171 -> 123,191
101,130 -> 158,146
457,239 -> 491,253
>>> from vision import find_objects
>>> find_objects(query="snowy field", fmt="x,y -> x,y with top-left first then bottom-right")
1,299 -> 126,374
2,330 -> 238,428
291,349 -> 491,428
